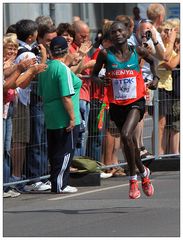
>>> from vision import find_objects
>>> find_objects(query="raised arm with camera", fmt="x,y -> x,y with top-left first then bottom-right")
148,27 -> 165,60
136,45 -> 159,90
136,21 -> 165,61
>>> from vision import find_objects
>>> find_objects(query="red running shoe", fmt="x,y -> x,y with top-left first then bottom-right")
129,180 -> 141,199
141,167 -> 154,197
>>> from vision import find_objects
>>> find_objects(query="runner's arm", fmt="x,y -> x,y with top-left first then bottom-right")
91,49 -> 107,85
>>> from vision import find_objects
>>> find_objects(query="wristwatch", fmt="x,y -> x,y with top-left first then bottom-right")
153,75 -> 160,80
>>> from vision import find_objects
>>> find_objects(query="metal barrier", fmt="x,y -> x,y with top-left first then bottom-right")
3,68 -> 180,187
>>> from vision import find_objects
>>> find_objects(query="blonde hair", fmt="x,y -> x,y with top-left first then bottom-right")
175,32 -> 180,42
157,21 -> 173,33
3,33 -> 18,48
167,18 -> 180,44
166,18 -> 180,33
147,4 -> 166,23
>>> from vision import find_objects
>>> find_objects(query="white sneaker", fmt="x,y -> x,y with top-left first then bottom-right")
6,189 -> 21,198
44,180 -> 51,187
24,181 -> 51,191
3,191 -> 11,198
61,185 -> 78,193
100,172 -> 113,179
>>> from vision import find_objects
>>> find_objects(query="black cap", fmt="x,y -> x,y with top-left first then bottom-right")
50,36 -> 68,54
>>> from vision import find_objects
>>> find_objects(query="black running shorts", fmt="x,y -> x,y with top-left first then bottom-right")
109,97 -> 145,131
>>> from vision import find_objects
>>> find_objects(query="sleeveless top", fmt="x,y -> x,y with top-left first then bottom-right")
105,46 -> 146,105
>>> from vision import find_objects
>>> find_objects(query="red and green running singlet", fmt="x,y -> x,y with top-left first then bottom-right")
105,46 -> 146,106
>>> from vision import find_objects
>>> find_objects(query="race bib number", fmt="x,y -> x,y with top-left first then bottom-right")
112,77 -> 137,100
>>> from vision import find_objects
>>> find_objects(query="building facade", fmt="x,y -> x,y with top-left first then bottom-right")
3,3 -> 180,35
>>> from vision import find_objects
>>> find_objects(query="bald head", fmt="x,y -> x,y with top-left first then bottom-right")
137,21 -> 152,34
72,20 -> 90,46
136,21 -> 153,43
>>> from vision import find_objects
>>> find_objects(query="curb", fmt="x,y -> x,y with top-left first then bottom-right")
145,157 -> 180,172
69,172 -> 101,187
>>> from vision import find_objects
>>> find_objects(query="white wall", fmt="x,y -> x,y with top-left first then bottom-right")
54,3 -> 73,25
8,3 -> 43,23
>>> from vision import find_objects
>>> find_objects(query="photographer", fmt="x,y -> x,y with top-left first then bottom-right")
128,18 -> 165,158
139,21 -> 165,61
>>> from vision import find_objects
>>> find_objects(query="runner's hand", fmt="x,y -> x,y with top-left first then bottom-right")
102,76 -> 112,87
147,78 -> 159,90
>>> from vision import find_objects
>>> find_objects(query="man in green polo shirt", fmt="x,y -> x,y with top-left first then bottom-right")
38,36 -> 82,193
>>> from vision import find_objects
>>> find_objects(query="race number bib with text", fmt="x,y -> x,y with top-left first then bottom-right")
112,77 -> 137,100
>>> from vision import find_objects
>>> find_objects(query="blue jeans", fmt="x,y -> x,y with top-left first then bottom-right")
26,97 -> 48,179
75,100 -> 90,156
3,102 -> 13,185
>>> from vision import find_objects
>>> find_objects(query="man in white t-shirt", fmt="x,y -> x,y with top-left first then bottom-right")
128,19 -> 165,82
128,18 -> 165,158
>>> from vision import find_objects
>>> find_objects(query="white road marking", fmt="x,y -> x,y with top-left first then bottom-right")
48,182 -> 130,201
48,179 -> 155,201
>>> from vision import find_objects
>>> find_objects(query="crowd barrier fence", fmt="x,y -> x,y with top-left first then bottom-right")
3,68 -> 180,187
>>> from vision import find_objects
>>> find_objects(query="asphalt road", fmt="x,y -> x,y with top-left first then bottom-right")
3,171 -> 180,237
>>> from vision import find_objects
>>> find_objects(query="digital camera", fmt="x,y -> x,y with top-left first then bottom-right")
31,45 -> 41,56
145,30 -> 152,41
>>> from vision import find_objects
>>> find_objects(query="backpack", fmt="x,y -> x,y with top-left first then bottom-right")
72,156 -> 101,174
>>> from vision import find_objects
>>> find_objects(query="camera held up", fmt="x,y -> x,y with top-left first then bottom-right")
145,30 -> 152,41
31,45 -> 41,56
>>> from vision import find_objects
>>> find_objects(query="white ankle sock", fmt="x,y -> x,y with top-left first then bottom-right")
129,175 -> 137,181
140,167 -> 147,178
